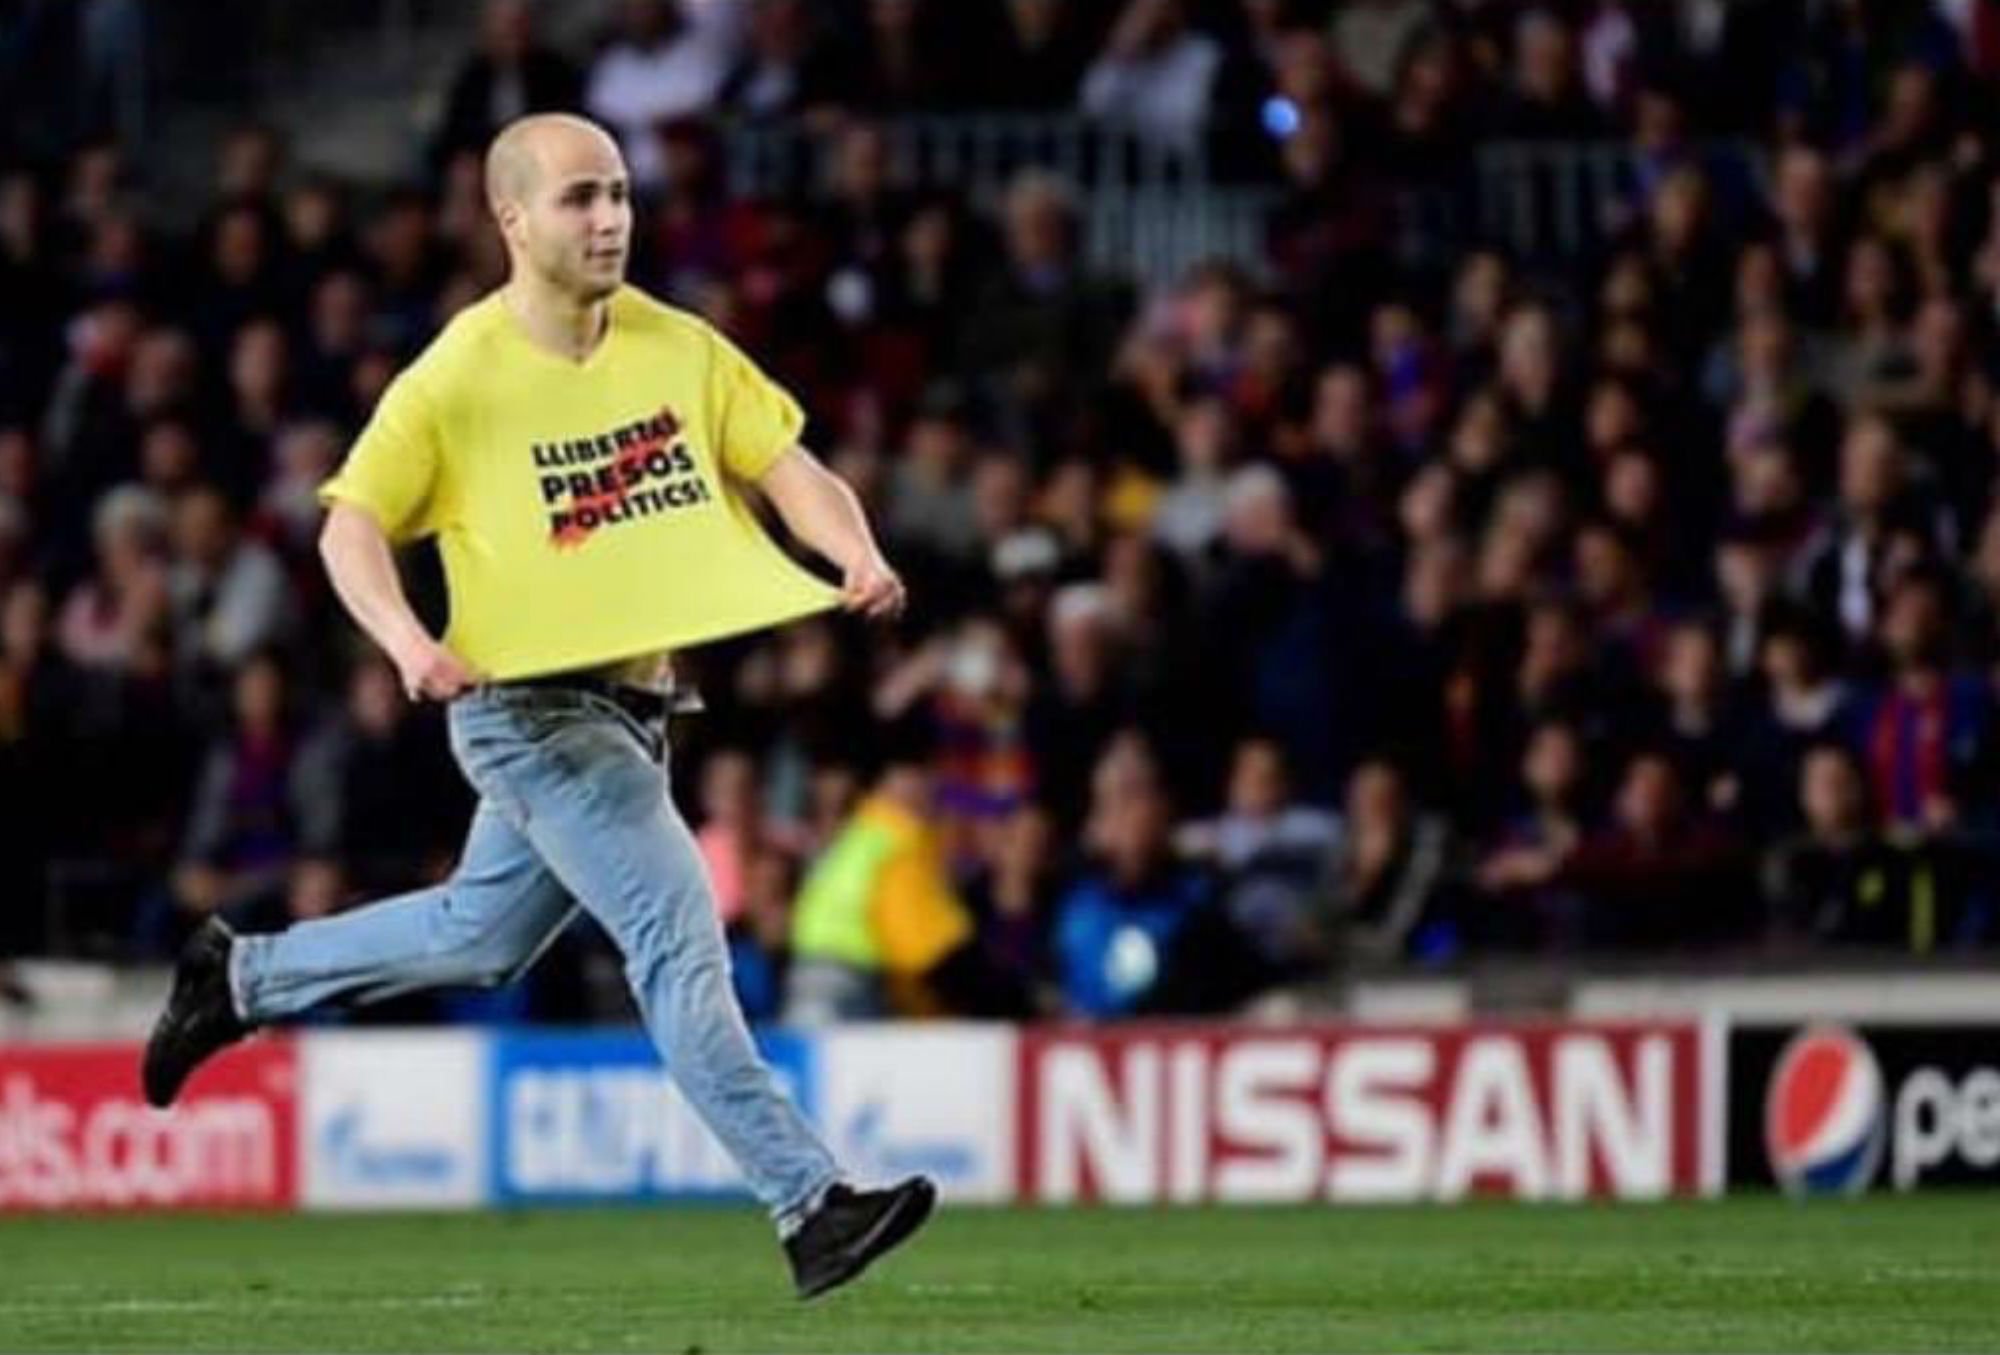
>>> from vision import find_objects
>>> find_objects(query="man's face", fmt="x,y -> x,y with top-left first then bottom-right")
498,132 -> 632,302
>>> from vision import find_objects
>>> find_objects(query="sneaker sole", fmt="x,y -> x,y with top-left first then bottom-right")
796,1178 -> 937,1301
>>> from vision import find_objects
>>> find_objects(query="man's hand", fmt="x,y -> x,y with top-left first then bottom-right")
841,554 -> 907,620
320,505 -> 479,701
754,448 -> 903,619
392,633 -> 481,702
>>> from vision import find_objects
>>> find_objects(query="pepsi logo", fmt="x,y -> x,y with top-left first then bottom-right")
1764,1027 -> 1886,1197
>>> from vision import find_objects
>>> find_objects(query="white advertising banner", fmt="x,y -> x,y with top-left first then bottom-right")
301,1031 -> 486,1209
819,1025 -> 1017,1203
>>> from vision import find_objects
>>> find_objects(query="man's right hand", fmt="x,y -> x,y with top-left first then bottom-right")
392,633 -> 481,702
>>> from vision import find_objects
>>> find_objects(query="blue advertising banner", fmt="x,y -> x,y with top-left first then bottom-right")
487,1029 -> 817,1204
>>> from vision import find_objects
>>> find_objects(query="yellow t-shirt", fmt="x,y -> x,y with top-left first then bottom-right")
318,286 -> 840,680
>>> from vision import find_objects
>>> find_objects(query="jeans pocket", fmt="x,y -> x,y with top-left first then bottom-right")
449,704 -> 542,829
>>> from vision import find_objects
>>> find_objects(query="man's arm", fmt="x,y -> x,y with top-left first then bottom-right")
753,446 -> 906,619
318,502 -> 479,700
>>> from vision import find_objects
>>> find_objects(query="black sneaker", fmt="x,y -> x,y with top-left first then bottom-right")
785,1176 -> 937,1300
141,918 -> 250,1107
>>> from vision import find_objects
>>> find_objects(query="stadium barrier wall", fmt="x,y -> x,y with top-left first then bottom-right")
2,1016 -> 1992,1211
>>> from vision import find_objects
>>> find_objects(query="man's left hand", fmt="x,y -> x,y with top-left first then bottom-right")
841,556 -> 907,619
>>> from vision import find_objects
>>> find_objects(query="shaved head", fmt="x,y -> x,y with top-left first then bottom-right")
485,113 -> 623,214
484,113 -> 633,303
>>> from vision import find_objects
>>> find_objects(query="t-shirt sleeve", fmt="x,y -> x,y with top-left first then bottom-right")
704,324 -> 805,482
317,370 -> 444,543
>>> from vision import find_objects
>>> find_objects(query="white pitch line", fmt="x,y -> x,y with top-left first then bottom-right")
0,1293 -> 488,1315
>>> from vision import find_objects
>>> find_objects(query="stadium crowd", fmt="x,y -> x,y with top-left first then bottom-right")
4,0 -> 2000,1025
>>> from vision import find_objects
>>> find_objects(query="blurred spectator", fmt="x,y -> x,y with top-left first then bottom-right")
1796,411 -> 1939,647
293,652 -> 466,894
1203,464 -> 1349,800
1025,582 -> 1122,832
961,801 -> 1061,1012
1497,8 -> 1604,140
0,578 -> 85,952
1769,144 -> 1847,327
1330,0 -> 1433,98
1765,742 -> 1931,949
987,0 -> 1093,111
1266,101 -> 1392,354
585,0 -> 744,191
1177,736 -> 1340,978
1475,718 -> 1593,949
58,484 -> 170,673
1738,613 -> 1852,834
433,0 -> 584,167
40,297 -> 144,516
960,171 -> 1131,437
875,614 -> 1035,862
191,203 -> 285,363
1528,750 -> 1752,949
0,580 -> 81,744
142,651 -> 304,953
1850,569 -> 1995,835
259,421 -> 344,561
694,746 -> 772,927
215,123 -> 284,206
1053,734 -> 1242,1016
718,0 -> 850,121
882,396 -> 979,562
1326,759 -> 1456,962
1151,394 -> 1236,562
282,177 -> 358,294
729,845 -> 800,1023
364,190 -> 448,356
136,417 -> 203,500
297,270 -> 373,421
785,751 -> 1004,1022
166,485 -> 295,682
1647,618 -> 1742,812
1080,0 -> 1221,154
848,0 -> 971,113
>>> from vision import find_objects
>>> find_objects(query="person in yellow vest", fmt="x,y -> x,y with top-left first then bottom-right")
141,113 -> 932,1299
786,746 -> 1032,1023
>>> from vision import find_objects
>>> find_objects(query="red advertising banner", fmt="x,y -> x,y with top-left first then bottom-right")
1018,1022 -> 1712,1204
0,1039 -> 298,1211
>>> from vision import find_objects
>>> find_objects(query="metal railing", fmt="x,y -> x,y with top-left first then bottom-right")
1083,187 -> 1279,289
1411,138 -> 1768,265
725,115 -> 1271,291
725,113 -> 1216,202
723,117 -> 1765,291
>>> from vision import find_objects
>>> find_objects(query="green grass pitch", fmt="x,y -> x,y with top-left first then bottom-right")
1,1195 -> 1996,1352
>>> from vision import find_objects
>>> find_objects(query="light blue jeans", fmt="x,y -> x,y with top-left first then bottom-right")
231,683 -> 842,1232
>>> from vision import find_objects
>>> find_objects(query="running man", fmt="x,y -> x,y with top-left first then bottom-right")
141,113 -> 932,1300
